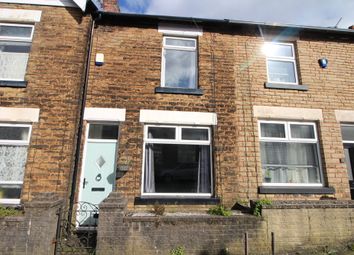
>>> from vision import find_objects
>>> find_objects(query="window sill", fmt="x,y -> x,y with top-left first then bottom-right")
0,80 -> 27,88
264,82 -> 308,91
155,87 -> 203,95
258,186 -> 335,194
134,197 -> 220,205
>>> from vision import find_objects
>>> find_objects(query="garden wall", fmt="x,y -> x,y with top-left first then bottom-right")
0,193 -> 62,255
97,193 -> 354,255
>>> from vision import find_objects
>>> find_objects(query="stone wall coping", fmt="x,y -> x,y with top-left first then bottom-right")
99,192 -> 127,210
24,193 -> 64,209
25,199 -> 63,209
261,200 -> 354,209
122,214 -> 263,224
0,216 -> 25,222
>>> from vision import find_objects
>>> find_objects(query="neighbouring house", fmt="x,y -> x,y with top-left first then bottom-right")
0,0 -> 354,254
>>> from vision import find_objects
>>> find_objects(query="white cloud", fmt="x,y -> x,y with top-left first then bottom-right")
135,0 -> 354,29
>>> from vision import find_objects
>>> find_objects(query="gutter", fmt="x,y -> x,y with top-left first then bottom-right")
97,11 -> 354,36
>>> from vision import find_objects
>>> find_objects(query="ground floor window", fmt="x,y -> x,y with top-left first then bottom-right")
142,125 -> 212,196
341,124 -> 354,199
259,121 -> 322,185
0,123 -> 31,203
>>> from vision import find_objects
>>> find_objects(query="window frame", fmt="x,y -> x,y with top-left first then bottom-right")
0,23 -> 34,42
341,124 -> 354,144
258,120 -> 323,187
160,36 -> 198,89
341,124 -> 354,183
0,123 -> 32,204
0,23 -> 35,82
141,124 -> 213,198
264,42 -> 299,85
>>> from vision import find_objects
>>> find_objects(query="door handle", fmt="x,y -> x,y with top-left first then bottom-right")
83,178 -> 87,189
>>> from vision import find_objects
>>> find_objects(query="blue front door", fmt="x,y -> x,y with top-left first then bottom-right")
78,123 -> 118,225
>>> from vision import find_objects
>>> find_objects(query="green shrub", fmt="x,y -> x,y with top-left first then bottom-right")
170,246 -> 185,255
207,205 -> 232,217
152,202 -> 165,216
252,199 -> 272,216
0,206 -> 23,217
348,243 -> 354,251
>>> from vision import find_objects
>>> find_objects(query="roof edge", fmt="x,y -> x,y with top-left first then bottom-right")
97,11 -> 354,36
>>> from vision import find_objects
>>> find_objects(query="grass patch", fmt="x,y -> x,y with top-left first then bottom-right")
0,206 -> 23,217
207,205 -> 232,217
170,246 -> 185,255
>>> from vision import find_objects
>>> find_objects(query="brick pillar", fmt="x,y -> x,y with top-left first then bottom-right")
24,193 -> 64,255
103,0 -> 120,12
96,192 -> 127,255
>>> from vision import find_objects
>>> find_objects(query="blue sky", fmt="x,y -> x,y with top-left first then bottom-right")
119,0 -> 354,29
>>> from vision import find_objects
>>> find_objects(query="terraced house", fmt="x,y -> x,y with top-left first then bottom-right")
0,0 -> 354,254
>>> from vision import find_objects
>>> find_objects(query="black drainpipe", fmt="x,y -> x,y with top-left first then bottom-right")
68,13 -> 98,218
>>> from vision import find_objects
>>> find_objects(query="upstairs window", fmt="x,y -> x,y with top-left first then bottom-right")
0,23 -> 34,81
142,125 -> 212,196
161,37 -> 197,89
264,42 -> 298,84
0,124 -> 32,204
259,121 -> 322,185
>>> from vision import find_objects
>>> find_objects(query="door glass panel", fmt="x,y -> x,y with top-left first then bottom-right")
341,126 -> 354,141
88,124 -> 118,139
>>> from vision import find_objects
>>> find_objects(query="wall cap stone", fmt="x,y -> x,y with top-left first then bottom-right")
261,200 -> 354,209
0,216 -> 25,222
24,192 -> 63,209
99,192 -> 127,211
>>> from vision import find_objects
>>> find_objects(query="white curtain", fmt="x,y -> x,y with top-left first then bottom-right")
197,146 -> 211,193
144,144 -> 155,193
261,142 -> 319,183
0,145 -> 27,182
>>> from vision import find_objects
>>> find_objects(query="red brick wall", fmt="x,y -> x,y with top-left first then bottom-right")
0,3 -> 90,201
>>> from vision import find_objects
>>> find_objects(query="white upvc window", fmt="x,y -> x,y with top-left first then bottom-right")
161,36 -> 197,89
341,124 -> 354,183
264,42 -> 298,85
0,23 -> 34,81
0,123 -> 32,204
142,125 -> 212,197
259,120 -> 322,186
